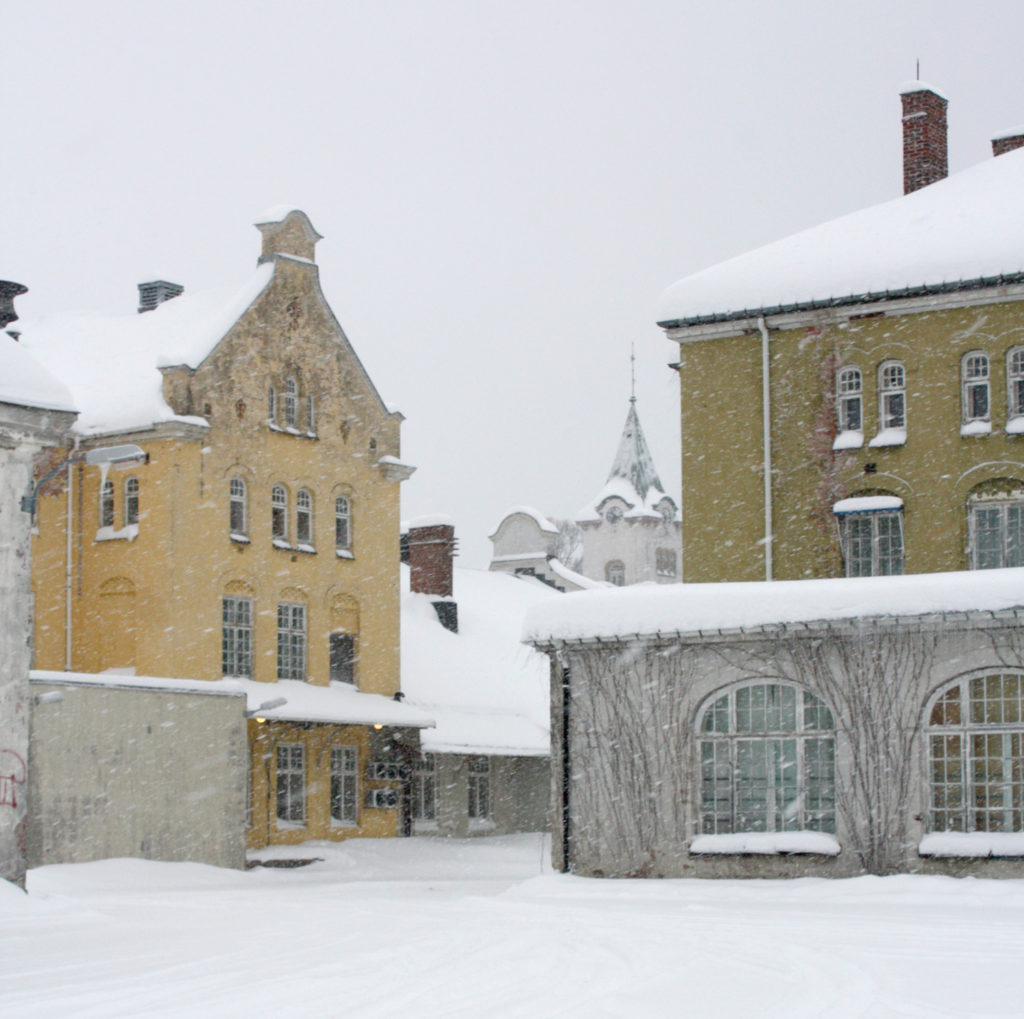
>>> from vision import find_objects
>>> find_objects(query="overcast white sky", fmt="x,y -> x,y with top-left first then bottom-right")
8,1 -> 1024,566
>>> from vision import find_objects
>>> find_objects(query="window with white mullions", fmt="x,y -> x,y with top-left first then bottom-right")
99,478 -> 115,528
467,756 -> 490,820
229,477 -> 247,537
277,602 -> 306,681
836,366 -> 862,432
969,499 -> 1024,570
839,510 -> 904,576
285,377 -> 298,428
412,754 -> 436,822
878,360 -> 906,430
1008,348 -> 1024,420
330,746 -> 358,823
929,674 -> 1024,833
124,477 -> 139,526
221,596 -> 253,677
296,489 -> 313,546
699,684 -> 836,835
272,484 -> 288,542
335,496 -> 351,553
276,743 -> 305,823
961,352 -> 991,424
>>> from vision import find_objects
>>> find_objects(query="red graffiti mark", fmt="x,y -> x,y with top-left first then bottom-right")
0,750 -> 26,808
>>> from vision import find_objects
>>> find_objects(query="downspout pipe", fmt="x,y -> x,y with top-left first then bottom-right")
65,437 -> 79,671
758,317 -> 773,581
560,663 -> 571,873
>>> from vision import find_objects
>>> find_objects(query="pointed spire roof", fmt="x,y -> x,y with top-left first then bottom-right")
577,398 -> 677,522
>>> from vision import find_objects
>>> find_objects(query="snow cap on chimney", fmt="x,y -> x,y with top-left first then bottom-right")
407,516 -> 458,632
992,126 -> 1024,157
900,82 -> 948,195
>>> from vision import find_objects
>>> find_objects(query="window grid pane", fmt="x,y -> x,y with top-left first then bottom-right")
221,596 -> 253,677
330,746 -> 358,823
277,602 -> 306,681
276,743 -> 305,823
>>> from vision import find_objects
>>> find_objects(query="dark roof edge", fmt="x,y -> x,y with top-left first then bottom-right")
656,272 -> 1024,330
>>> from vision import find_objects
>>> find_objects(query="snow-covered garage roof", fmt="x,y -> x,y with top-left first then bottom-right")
656,147 -> 1024,328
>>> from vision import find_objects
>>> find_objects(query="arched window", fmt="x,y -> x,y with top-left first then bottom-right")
272,484 -> 288,542
124,477 -> 139,526
285,377 -> 298,428
834,494 -> 904,577
836,366 -> 862,433
229,477 -> 247,537
655,548 -> 677,578
296,489 -> 313,546
929,674 -> 1024,833
268,385 -> 277,423
99,478 -> 115,528
962,352 -> 991,424
878,360 -> 906,431
699,684 -> 836,835
335,495 -> 351,553
968,485 -> 1024,569
1007,348 -> 1024,421
605,560 -> 625,586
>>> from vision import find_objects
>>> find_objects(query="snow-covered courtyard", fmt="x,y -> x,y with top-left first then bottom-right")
3,834 -> 1024,1017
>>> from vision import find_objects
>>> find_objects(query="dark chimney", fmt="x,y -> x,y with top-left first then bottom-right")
901,85 -> 948,194
137,280 -> 184,314
0,281 -> 28,331
992,129 -> 1024,157
407,520 -> 458,633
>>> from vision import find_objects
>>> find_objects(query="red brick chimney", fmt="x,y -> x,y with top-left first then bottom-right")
407,519 -> 458,632
901,84 -> 948,194
992,128 -> 1024,157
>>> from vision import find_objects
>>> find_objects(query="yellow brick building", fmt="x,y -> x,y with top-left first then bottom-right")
24,208 -> 431,849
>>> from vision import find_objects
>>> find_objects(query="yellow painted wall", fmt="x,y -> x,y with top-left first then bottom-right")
675,296 -> 1024,582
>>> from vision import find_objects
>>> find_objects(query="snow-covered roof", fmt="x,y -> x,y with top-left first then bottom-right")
656,147 -> 1024,327
524,567 -> 1024,645
16,263 -> 273,435
401,563 -> 556,756
0,334 -> 76,413
577,400 -> 677,521
490,506 -> 560,537
30,670 -> 435,728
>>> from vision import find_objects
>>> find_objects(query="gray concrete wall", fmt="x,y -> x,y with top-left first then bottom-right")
415,752 -> 549,837
27,679 -> 247,869
544,614 -> 1024,878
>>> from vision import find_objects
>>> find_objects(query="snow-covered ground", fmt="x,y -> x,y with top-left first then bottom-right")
5,835 -> 1024,1016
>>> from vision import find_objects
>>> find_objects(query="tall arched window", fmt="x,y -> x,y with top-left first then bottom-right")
124,477 -> 139,526
272,484 -> 288,542
878,360 -> 906,431
335,495 -> 351,553
296,489 -> 313,546
99,478 -> 115,528
699,684 -> 836,835
229,477 -> 247,537
929,674 -> 1024,833
285,377 -> 298,428
1007,348 -> 1024,422
268,385 -> 277,423
962,351 -> 991,425
836,365 -> 862,433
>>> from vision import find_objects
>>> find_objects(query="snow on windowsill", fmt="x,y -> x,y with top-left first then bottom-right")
868,428 -> 906,448
961,420 -> 992,437
469,819 -> 497,832
284,426 -> 301,435
336,549 -> 354,559
330,818 -> 358,829
95,523 -> 139,543
832,430 -> 863,451
689,832 -> 841,856
1007,416 -> 1024,435
272,538 -> 292,550
296,543 -> 316,554
275,820 -> 307,831
918,832 -> 1024,858
230,533 -> 250,544
833,495 -> 903,515
268,421 -> 283,431
413,819 -> 439,832
305,432 -> 318,440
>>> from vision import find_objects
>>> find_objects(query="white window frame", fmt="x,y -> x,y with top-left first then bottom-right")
271,484 -> 288,543
335,495 -> 352,554
296,488 -> 314,548
837,508 -> 904,577
878,360 -> 906,430
124,476 -> 139,526
655,548 -> 677,578
928,674 -> 1024,834
329,631 -> 357,685
836,365 -> 863,433
229,477 -> 247,537
284,377 -> 298,429
698,683 -> 836,836
961,351 -> 991,425
969,496 -> 1024,570
99,478 -> 115,528
1008,348 -> 1024,422
277,602 -> 306,681
467,756 -> 491,821
412,753 -> 436,823
221,596 -> 253,677
330,745 -> 358,824
276,743 -> 305,824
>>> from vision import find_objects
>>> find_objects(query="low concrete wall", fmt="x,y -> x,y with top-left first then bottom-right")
27,678 -> 247,870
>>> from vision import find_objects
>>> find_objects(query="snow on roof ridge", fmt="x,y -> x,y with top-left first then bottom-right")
493,506 -> 560,535
657,147 -> 1024,327
992,125 -> 1024,141
898,79 -> 947,99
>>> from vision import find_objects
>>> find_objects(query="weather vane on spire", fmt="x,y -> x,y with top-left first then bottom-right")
630,343 -> 637,404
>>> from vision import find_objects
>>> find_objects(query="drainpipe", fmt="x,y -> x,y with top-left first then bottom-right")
65,437 -> 79,670
758,317 -> 773,581
560,662 -> 571,873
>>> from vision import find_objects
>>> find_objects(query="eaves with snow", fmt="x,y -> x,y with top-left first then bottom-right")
523,567 -> 1024,646
400,563 -> 557,757
0,333 -> 76,414
656,147 -> 1024,328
